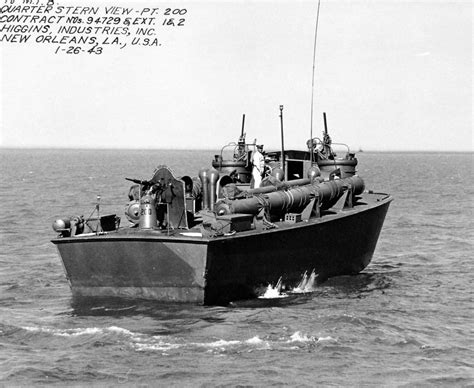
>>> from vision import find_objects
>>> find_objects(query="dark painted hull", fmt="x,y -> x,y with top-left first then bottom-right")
52,192 -> 392,305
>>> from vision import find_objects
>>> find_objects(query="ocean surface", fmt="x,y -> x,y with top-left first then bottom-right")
0,149 -> 472,387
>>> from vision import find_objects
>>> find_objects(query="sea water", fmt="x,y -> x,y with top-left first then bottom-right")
0,149 -> 472,386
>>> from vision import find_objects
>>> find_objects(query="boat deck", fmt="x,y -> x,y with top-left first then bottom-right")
52,191 -> 392,244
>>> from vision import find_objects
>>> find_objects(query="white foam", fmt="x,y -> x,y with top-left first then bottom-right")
134,335 -> 272,353
245,336 -> 263,344
22,325 -> 138,338
258,271 -> 319,298
288,331 -> 316,343
107,326 -> 135,336
291,270 -> 318,293
23,326 -> 102,336
287,331 -> 337,343
258,277 -> 288,299
61,328 -> 103,336
134,342 -> 182,352
317,336 -> 336,342
259,287 -> 288,299
198,339 -> 241,348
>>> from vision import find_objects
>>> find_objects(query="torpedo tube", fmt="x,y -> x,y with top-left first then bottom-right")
215,175 -> 364,217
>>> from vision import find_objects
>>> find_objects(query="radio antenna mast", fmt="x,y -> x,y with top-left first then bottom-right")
310,0 -> 322,165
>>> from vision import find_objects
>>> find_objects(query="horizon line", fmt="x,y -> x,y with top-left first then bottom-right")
0,146 -> 472,153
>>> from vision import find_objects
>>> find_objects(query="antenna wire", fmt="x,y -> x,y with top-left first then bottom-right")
310,0 -> 321,165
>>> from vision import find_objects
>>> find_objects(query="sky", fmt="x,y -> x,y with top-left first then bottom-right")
0,0 -> 472,151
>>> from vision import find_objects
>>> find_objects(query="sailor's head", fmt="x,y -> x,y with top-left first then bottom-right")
257,144 -> 264,151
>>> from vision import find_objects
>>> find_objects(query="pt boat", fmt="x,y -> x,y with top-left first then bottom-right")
52,111 -> 392,305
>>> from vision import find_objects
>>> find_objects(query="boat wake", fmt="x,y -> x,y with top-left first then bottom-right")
133,331 -> 337,353
258,270 -> 318,299
22,325 -> 135,338
19,325 -> 336,354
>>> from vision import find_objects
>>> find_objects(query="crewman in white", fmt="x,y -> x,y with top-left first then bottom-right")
252,144 -> 265,188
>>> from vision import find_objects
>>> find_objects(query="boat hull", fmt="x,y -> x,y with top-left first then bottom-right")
204,193 -> 391,304
52,193 -> 392,305
54,236 -> 209,303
